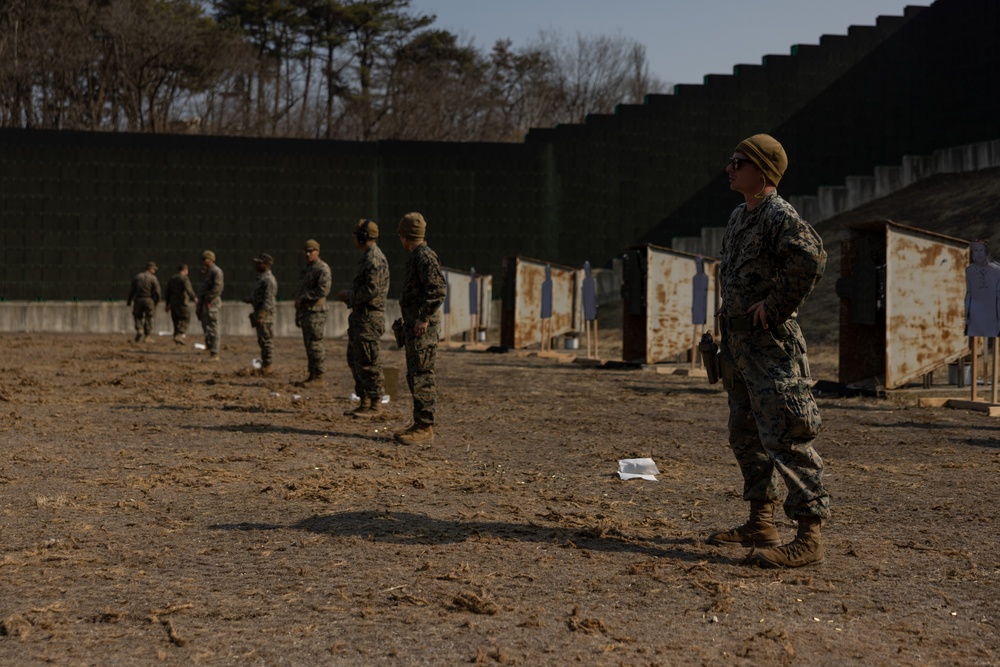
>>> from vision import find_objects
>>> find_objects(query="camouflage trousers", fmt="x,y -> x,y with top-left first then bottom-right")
170,306 -> 191,336
347,328 -> 384,401
255,319 -> 274,368
132,298 -> 155,337
198,305 -> 221,355
300,311 -> 327,377
722,322 -> 829,521
404,340 -> 437,426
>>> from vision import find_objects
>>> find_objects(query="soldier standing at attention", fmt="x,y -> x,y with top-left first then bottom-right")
246,253 -> 278,374
126,261 -> 161,343
338,219 -> 390,418
164,263 -> 197,345
196,250 -> 224,361
294,239 -> 332,384
394,212 -> 446,446
707,134 -> 830,568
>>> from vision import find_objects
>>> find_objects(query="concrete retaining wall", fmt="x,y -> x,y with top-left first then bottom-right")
0,300 -> 395,339
790,137 -> 1000,224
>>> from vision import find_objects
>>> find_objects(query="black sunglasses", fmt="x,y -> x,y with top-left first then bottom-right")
728,157 -> 754,170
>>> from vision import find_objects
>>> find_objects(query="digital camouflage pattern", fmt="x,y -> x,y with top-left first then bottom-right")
126,270 -> 161,338
400,243 -> 446,426
346,244 -> 390,399
296,258 -> 331,377
250,269 -> 278,368
197,263 -> 224,355
718,191 -> 830,520
164,271 -> 197,337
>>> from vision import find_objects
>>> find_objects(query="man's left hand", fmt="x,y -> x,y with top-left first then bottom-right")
747,300 -> 769,330
414,319 -> 429,336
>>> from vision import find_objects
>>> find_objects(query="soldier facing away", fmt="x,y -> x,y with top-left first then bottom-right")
294,239 -> 332,384
126,261 -> 161,343
164,263 -> 197,345
707,133 -> 830,568
246,253 -> 278,373
338,219 -> 390,418
394,212 -> 446,446
196,250 -> 224,360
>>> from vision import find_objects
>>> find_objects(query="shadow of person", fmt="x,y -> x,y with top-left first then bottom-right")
211,510 -> 742,564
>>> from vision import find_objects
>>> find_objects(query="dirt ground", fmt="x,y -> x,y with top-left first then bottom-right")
0,325 -> 998,666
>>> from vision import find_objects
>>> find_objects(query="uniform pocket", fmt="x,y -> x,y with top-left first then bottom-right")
774,377 -> 822,440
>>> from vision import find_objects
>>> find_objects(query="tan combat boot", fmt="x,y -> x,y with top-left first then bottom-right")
352,397 -> 383,419
394,424 -> 433,446
343,395 -> 369,416
753,516 -> 824,568
706,500 -> 781,548
303,372 -> 324,385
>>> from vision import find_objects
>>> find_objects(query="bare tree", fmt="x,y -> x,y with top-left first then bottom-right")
529,30 -> 668,124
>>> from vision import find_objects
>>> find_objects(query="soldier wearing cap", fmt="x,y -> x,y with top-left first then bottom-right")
707,133 -> 829,568
126,261 -> 161,343
246,252 -> 277,373
196,250 -> 225,360
393,212 -> 446,446
164,263 -> 197,344
294,239 -> 332,384
338,219 -> 390,418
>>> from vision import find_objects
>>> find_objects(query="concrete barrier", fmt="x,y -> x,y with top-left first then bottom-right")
0,300 -> 395,338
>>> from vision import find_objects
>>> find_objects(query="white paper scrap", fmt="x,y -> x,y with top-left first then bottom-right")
617,458 -> 660,481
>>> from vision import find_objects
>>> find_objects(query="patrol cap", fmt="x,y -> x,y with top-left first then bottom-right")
356,219 -> 379,239
735,134 -> 788,186
146,261 -> 157,270
202,250 -> 216,261
253,252 -> 274,264
397,212 -> 426,240
304,239 -> 320,251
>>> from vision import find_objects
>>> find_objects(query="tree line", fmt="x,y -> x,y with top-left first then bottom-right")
0,0 -> 669,142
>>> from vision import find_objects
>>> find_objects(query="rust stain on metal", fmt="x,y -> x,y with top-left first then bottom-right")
884,225 -> 967,388
507,258 -> 577,349
644,246 -> 718,364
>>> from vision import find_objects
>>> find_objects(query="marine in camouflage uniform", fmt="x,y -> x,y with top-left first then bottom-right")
126,261 -> 161,342
247,253 -> 278,371
394,213 -> 446,445
197,250 -> 224,359
707,134 -> 829,569
338,220 -> 390,418
164,263 -> 197,344
295,239 -> 332,383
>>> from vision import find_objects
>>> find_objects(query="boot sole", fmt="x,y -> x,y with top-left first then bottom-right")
706,536 -> 782,548
753,553 -> 825,568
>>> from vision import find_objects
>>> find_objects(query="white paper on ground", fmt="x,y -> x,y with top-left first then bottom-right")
617,458 -> 660,481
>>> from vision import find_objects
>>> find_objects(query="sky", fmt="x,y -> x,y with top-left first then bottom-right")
407,0 -> 926,88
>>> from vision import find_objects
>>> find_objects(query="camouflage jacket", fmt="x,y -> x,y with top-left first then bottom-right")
164,273 -> 196,310
297,259 -> 331,312
250,270 -> 278,320
348,245 -> 389,309
400,243 -> 446,325
127,270 -> 161,305
198,264 -> 224,308
719,192 -> 826,324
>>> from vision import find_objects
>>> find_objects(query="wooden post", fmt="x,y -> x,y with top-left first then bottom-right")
971,337 -> 979,402
992,337 -> 999,405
